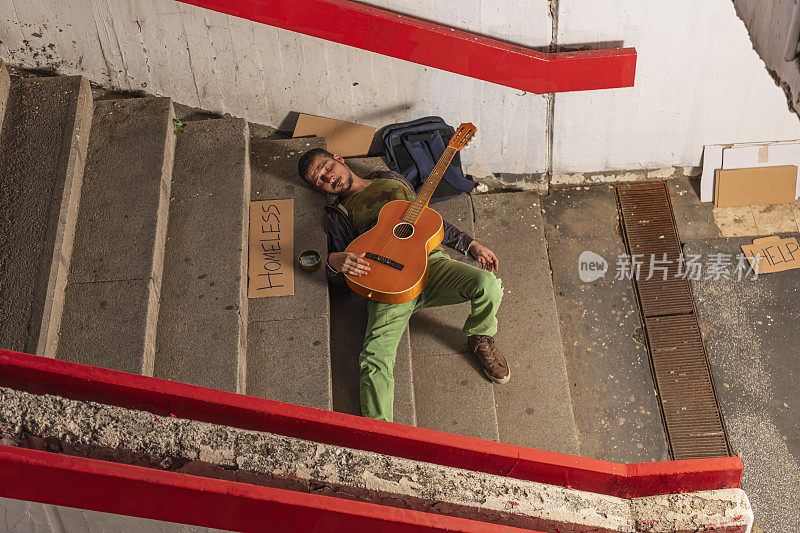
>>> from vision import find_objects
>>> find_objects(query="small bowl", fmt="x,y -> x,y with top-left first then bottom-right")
298,249 -> 321,272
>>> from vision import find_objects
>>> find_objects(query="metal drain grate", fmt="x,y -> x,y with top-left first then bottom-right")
616,182 -> 732,460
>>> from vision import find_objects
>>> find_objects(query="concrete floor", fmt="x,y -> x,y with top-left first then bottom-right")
671,177 -> 799,531
686,236 -> 800,532
537,176 -> 798,531
541,185 -> 669,463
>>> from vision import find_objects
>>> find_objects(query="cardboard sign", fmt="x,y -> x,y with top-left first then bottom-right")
292,114 -> 375,157
714,165 -> 797,207
248,199 -> 294,297
741,235 -> 800,274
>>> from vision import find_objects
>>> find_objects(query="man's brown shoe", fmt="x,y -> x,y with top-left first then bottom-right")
468,335 -> 511,384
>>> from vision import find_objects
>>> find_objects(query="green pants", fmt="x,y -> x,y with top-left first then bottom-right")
359,250 -> 503,422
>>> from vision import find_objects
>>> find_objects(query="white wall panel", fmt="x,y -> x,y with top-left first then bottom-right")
553,0 -> 800,173
0,0 -> 797,176
0,0 -> 549,175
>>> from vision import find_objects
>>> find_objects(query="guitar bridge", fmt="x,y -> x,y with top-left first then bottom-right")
365,252 -> 404,271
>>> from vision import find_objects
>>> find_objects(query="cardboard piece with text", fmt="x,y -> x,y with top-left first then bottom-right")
248,199 -> 294,297
740,235 -> 800,274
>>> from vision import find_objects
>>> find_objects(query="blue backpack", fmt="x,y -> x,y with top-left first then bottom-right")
381,116 -> 474,203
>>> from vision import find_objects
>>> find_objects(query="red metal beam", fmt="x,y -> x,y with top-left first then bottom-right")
0,446 -> 538,533
0,349 -> 742,498
175,0 -> 636,94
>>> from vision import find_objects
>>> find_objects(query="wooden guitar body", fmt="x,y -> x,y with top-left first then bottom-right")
342,122 -> 474,304
344,200 -> 444,304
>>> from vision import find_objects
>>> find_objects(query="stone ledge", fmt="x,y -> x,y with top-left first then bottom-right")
0,386 -> 752,533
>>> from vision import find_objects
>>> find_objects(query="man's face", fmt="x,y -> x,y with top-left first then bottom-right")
306,154 -> 354,195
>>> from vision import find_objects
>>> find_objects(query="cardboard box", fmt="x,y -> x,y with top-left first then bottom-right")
741,235 -> 800,274
713,165 -> 797,207
723,142 -> 800,198
700,139 -> 800,202
292,114 -> 375,157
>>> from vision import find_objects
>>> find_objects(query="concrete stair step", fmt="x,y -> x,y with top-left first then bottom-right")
0,60 -> 10,126
57,97 -> 176,375
327,155 -> 417,425
542,186 -> 669,462
246,138 -> 333,410
0,74 -> 93,356
472,192 -> 579,453
409,194 -> 500,440
153,118 -> 250,393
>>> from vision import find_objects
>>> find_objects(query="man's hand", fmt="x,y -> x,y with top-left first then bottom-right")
468,241 -> 500,272
329,251 -> 371,276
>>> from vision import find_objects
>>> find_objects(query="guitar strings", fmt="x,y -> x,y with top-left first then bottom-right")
381,148 -> 451,261
398,147 -> 454,249
376,147 -> 456,264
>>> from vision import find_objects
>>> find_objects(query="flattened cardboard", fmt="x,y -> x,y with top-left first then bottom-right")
741,235 -> 800,274
248,199 -> 294,297
713,165 -> 797,207
722,141 -> 800,198
700,144 -> 724,202
700,139 -> 800,202
292,114 -> 375,157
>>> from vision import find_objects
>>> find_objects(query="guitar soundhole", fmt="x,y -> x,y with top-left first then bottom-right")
393,222 -> 414,239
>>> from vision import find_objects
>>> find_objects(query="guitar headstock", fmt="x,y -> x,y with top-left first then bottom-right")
448,122 -> 477,151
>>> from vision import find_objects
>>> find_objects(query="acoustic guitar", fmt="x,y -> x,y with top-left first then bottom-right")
344,122 -> 476,304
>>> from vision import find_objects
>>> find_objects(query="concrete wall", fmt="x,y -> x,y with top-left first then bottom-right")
733,0 -> 800,117
1,0 -> 798,178
555,0 -> 800,173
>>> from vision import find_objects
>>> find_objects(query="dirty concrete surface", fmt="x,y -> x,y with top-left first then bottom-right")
541,185 -> 669,462
472,192 -> 579,454
0,75 -> 92,356
667,177 -> 721,242
686,235 -> 800,532
152,119 -> 250,394
541,179 -> 797,529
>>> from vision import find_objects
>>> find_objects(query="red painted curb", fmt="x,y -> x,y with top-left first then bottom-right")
175,0 -> 636,94
0,349 -> 742,498
0,445 -> 539,532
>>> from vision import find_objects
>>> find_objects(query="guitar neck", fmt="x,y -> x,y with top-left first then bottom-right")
402,146 -> 458,223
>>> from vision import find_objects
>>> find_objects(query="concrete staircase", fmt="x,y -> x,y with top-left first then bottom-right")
472,193 -> 578,452
59,97 -> 174,375
152,118 -> 250,393
408,195 -> 501,440
0,61 -> 578,455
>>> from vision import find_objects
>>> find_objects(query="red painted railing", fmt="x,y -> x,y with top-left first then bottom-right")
0,349 -> 742,501
1,446 -> 538,533
175,0 -> 636,94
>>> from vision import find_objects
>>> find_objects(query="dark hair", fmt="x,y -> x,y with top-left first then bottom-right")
297,147 -> 333,184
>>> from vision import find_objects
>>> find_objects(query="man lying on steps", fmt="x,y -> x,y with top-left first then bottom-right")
298,148 -> 510,422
